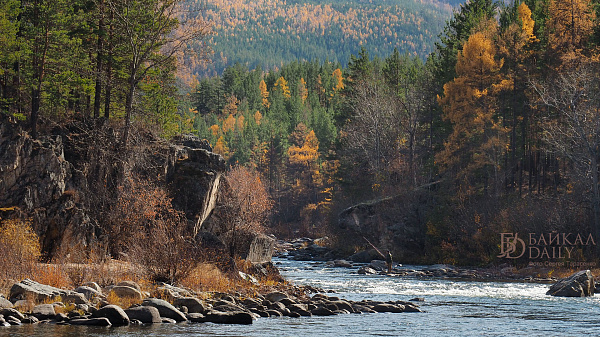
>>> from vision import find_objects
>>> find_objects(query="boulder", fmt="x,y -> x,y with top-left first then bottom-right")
74,286 -> 103,301
0,297 -> 12,309
117,281 -> 141,292
334,260 -> 353,268
1,308 -> 24,321
203,311 -> 253,324
310,306 -> 336,316
357,266 -> 378,275
372,303 -> 405,313
62,293 -> 89,305
173,297 -> 206,314
155,283 -> 192,300
369,260 -> 387,272
349,250 -> 381,263
69,318 -> 112,326
31,304 -> 56,320
142,298 -> 187,322
186,313 -> 206,323
92,304 -> 129,326
547,270 -> 595,297
82,282 -> 102,293
265,292 -> 288,303
124,306 -> 161,324
110,286 -> 143,301
21,316 -> 39,324
9,279 -> 67,302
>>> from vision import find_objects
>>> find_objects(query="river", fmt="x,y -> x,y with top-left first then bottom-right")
3,258 -> 600,336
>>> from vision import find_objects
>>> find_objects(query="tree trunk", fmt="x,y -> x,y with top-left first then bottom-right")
123,74 -> 135,146
592,154 -> 600,251
104,11 -> 113,119
93,0 -> 105,119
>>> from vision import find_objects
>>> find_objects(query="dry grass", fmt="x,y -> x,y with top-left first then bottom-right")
180,263 -> 237,293
105,290 -> 142,309
32,264 -> 72,289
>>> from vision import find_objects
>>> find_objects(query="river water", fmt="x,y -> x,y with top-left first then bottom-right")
3,258 -> 600,336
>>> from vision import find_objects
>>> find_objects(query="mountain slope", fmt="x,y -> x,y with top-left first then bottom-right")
186,0 -> 460,77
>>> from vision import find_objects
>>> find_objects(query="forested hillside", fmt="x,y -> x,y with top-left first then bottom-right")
182,0 -> 459,78
4,0 -> 600,267
192,0 -> 600,264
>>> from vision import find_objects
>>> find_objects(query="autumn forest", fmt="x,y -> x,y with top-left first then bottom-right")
2,0 -> 600,266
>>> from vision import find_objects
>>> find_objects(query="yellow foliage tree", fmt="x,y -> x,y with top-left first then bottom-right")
547,0 -> 595,63
437,27 -> 511,195
518,2 -> 535,41
259,79 -> 270,108
223,95 -> 240,115
274,76 -> 291,99
298,78 -> 308,103
213,136 -> 230,159
254,110 -> 262,125
210,124 -> 220,137
223,114 -> 236,133
332,68 -> 344,91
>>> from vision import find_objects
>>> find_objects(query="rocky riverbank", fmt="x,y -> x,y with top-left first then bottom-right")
275,237 -> 590,284
0,277 -> 422,328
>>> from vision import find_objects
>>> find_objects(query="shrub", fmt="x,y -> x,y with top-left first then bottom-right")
0,219 -> 41,282
110,177 -> 204,284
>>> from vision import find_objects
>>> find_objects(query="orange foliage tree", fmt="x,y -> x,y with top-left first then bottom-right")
437,21 -> 511,196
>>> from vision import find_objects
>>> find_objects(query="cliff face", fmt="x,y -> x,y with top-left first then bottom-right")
338,193 -> 427,262
0,120 -> 227,259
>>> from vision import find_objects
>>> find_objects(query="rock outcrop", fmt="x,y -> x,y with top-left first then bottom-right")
338,193 -> 427,261
0,119 -> 228,259
547,270 -> 595,297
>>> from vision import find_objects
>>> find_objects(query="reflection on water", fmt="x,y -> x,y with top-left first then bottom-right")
3,258 -> 600,336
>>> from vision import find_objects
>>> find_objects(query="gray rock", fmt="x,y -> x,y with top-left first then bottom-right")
32,304 -> 56,320
74,286 -> 103,300
334,260 -> 353,268
186,313 -> 206,323
82,282 -> 102,293
69,317 -> 112,326
369,260 -> 387,272
204,311 -> 253,324
124,306 -> 161,324
92,304 -> 129,326
357,266 -> 378,275
265,292 -> 288,303
117,281 -> 141,292
110,286 -> 143,301
161,317 -> 177,324
0,297 -> 12,309
62,293 -> 89,305
142,298 -> 187,322
266,309 -> 282,317
55,313 -> 68,322
1,308 -> 24,320
9,279 -> 67,302
311,306 -> 336,316
155,283 -> 192,300
5,316 -> 21,325
372,303 -> 405,313
21,316 -> 39,324
352,304 -> 377,313
349,250 -> 381,263
330,300 -> 354,313
547,270 -> 595,297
